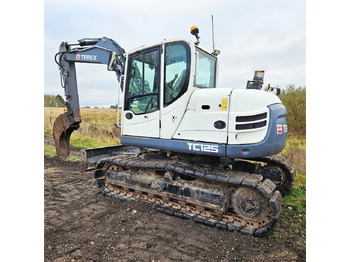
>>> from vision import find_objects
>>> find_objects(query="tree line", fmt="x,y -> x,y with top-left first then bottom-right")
44,94 -> 119,109
279,85 -> 306,138
44,95 -> 65,107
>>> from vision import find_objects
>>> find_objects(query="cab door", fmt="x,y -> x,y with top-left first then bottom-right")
122,47 -> 160,138
160,41 -> 191,139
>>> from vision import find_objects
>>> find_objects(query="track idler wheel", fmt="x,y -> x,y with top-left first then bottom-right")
53,113 -> 80,158
258,163 -> 294,196
231,187 -> 268,221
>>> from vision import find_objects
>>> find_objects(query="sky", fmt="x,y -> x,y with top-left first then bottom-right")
44,0 -> 306,107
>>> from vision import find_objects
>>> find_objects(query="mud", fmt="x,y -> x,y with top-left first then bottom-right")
44,137 -> 305,261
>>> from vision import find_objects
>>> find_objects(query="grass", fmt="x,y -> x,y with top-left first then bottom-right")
276,136 -> 306,217
284,186 -> 306,211
44,144 -> 81,162
44,145 -> 57,157
278,86 -> 306,215
276,137 -> 306,239
44,107 -> 121,149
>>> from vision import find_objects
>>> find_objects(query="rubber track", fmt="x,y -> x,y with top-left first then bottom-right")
253,156 -> 296,195
94,155 -> 283,237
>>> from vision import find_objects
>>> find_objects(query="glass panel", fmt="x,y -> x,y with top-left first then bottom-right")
194,49 -> 216,88
125,48 -> 160,115
127,94 -> 158,114
164,43 -> 190,105
144,50 -> 159,94
127,54 -> 143,97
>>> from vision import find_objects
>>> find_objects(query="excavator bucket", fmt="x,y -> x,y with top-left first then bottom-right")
53,113 -> 80,158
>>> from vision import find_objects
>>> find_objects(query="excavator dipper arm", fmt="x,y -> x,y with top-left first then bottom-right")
53,37 -> 125,157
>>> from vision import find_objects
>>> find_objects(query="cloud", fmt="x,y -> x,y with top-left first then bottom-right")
217,25 -> 305,88
45,0 -> 305,106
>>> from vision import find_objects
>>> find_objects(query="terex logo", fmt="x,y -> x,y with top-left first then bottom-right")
187,143 -> 219,153
76,54 -> 97,61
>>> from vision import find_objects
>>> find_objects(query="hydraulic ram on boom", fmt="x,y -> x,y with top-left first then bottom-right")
53,37 -> 125,157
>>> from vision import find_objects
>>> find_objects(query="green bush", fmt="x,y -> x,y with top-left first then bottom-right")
44,94 -> 65,107
279,85 -> 306,137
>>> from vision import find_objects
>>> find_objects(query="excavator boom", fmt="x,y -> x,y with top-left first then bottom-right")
53,37 -> 125,157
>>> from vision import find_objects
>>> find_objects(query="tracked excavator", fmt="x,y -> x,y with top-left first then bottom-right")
53,27 -> 295,236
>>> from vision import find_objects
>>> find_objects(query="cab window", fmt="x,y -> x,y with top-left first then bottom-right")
194,48 -> 216,88
164,42 -> 190,105
125,48 -> 160,114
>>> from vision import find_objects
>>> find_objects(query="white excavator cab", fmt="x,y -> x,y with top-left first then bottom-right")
121,40 -> 215,139
120,39 -> 287,160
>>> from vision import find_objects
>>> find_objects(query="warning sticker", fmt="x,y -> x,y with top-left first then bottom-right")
221,98 -> 228,111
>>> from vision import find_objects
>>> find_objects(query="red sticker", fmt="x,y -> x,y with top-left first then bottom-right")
76,54 -> 80,60
277,124 -> 282,134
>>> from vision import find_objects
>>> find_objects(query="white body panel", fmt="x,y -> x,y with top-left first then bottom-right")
160,92 -> 191,139
122,110 -> 160,138
173,88 -> 281,145
228,89 -> 280,144
173,88 -> 231,143
230,89 -> 280,112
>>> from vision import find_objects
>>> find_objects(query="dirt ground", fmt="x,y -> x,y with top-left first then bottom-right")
44,137 -> 306,262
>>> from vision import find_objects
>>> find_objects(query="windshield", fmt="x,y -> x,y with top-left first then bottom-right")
164,42 -> 191,105
194,48 -> 216,88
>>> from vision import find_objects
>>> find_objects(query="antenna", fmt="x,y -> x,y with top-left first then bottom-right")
211,15 -> 220,55
211,15 -> 215,53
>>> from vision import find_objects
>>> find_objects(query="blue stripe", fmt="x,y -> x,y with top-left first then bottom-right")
120,136 -> 226,157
